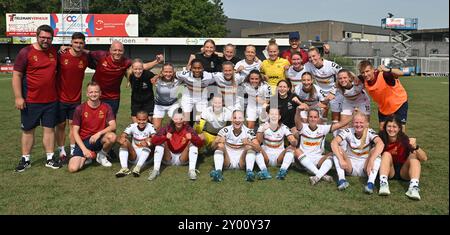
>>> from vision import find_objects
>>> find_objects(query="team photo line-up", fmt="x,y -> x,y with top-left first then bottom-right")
12,25 -> 427,200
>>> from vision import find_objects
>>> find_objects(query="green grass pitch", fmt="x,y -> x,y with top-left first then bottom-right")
0,73 -> 448,214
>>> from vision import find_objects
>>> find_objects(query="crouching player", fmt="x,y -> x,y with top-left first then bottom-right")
116,111 -> 156,177
68,82 -> 116,172
209,110 -> 261,182
195,96 -> 232,153
255,107 -> 297,180
148,110 -> 203,181
331,112 -> 384,193
295,108 -> 351,185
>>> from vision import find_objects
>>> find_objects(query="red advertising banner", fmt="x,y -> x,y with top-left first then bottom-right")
0,65 -> 14,73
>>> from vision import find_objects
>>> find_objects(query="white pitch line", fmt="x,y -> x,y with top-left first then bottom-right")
440,82 -> 449,84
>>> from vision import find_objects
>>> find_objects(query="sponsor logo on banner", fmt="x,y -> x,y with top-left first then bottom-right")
6,13 -> 50,36
6,13 -> 138,37
386,18 -> 406,27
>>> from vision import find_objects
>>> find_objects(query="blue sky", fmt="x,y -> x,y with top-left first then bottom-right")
222,0 -> 449,29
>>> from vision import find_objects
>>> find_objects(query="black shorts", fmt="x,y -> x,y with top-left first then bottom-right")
73,137 -> 104,157
392,163 -> 408,181
57,102 -> 80,123
101,99 -> 120,117
378,101 -> 408,124
20,102 -> 58,131
131,101 -> 154,117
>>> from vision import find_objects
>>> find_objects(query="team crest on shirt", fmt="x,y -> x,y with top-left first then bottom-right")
78,60 -> 84,68
64,59 -> 69,65
99,111 -> 104,118
33,55 -> 38,62
102,61 -> 108,67
48,53 -> 55,61
84,112 -> 89,118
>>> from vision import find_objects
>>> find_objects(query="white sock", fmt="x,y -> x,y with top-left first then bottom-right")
188,145 -> 198,171
58,146 -> 66,156
136,149 -> 150,168
280,151 -> 294,170
255,153 -> 267,171
297,152 -> 306,162
153,145 -> 164,171
46,152 -> 54,160
409,178 -> 419,188
300,156 -> 319,175
22,155 -> 30,161
245,150 -> 256,171
316,158 -> 333,179
379,175 -> 389,185
333,155 -> 346,181
214,150 -> 224,171
119,148 -> 129,168
70,144 -> 75,155
367,157 -> 381,184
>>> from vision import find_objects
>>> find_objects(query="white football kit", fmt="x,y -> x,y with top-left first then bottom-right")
257,123 -> 294,166
299,123 -> 331,164
218,125 -> 256,169
305,59 -> 343,112
338,128 -> 379,176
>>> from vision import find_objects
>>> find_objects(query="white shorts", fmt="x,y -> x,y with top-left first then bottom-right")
128,146 -> 151,165
341,93 -> 371,116
224,94 -> 243,111
153,103 -> 180,119
330,92 -> 343,113
225,145 -> 244,169
348,157 -> 367,177
162,151 -> 187,166
261,145 -> 286,167
246,105 -> 266,122
181,93 -> 208,113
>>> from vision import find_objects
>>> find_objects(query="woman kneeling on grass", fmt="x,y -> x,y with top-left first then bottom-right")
378,116 -> 428,200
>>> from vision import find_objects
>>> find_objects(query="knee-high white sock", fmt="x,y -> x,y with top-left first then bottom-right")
280,151 -> 294,170
245,150 -> 256,171
119,148 -> 129,168
136,149 -> 150,167
368,157 -> 381,184
153,145 -> 164,171
300,156 -> 319,175
255,153 -> 267,171
316,158 -> 333,179
188,145 -> 198,171
214,150 -> 224,171
333,155 -> 346,181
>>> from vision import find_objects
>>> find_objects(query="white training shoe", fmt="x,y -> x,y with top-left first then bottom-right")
322,174 -> 334,183
405,186 -> 421,200
309,176 -> 320,185
148,169 -> 160,181
378,182 -> 391,196
96,152 -> 112,167
188,169 -> 199,180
